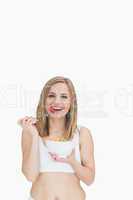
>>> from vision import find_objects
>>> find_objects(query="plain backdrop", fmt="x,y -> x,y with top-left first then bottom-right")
0,0 -> 133,199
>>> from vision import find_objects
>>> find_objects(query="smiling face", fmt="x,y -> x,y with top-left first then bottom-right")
45,82 -> 71,119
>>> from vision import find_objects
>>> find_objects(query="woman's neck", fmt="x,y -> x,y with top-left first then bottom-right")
48,117 -> 66,136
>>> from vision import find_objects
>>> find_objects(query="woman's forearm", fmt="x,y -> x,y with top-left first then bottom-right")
22,133 -> 40,181
70,159 -> 95,185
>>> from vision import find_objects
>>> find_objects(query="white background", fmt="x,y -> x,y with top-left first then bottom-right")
0,0 -> 133,199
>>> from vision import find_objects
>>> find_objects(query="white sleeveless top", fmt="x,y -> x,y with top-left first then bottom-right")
38,126 -> 81,173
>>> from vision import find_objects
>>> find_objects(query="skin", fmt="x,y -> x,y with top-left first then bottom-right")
19,83 -> 95,200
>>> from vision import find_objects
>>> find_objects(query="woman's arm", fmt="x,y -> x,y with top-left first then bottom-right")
70,127 -> 95,186
21,118 -> 40,183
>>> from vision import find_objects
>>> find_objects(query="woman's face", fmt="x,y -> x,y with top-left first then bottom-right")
45,82 -> 71,119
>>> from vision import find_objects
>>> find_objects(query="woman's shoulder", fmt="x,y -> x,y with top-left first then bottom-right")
77,124 -> 91,134
77,125 -> 93,143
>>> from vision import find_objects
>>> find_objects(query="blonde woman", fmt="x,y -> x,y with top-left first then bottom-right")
18,76 -> 95,200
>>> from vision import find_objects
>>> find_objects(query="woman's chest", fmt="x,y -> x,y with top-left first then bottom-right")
45,141 -> 75,157
40,137 -> 75,157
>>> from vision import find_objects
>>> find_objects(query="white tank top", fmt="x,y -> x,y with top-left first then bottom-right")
39,126 -> 81,173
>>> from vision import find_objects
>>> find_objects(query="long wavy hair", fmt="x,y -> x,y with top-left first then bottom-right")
36,76 -> 78,140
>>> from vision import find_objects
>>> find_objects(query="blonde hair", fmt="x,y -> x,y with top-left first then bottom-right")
36,76 -> 78,140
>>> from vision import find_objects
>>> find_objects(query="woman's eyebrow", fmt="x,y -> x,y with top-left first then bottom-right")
48,92 -> 68,95
48,92 -> 55,94
60,93 -> 68,95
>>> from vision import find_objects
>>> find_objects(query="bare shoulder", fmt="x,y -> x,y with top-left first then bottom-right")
79,126 -> 92,139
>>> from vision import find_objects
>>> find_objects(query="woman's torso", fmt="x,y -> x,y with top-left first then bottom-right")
30,126 -> 86,200
30,172 -> 86,200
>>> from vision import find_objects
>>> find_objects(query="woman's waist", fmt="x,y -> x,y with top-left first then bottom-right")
32,172 -> 80,188
39,171 -> 80,184
31,172 -> 85,198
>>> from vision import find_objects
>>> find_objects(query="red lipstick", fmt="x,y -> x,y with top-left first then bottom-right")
48,106 -> 55,113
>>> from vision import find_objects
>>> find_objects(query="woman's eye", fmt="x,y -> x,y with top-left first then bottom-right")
61,96 -> 68,99
48,95 -> 55,98
48,95 -> 68,99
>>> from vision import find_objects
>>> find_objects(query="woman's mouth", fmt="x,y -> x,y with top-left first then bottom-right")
48,106 -> 64,113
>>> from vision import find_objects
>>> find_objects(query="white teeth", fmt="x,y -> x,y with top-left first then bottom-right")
53,107 -> 63,109
52,106 -> 63,111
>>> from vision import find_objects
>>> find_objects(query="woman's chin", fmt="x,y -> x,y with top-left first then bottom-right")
48,113 -> 66,119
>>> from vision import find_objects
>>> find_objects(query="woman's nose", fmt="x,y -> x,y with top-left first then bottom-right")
53,96 -> 61,104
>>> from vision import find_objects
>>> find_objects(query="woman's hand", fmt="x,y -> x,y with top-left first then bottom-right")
17,116 -> 39,137
48,148 -> 76,165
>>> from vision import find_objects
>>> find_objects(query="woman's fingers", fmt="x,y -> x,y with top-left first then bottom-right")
49,153 -> 66,162
17,116 -> 29,126
25,117 -> 33,124
18,116 -> 38,127
26,117 -> 38,125
30,117 -> 38,124
49,152 -> 57,156
22,117 -> 29,127
17,116 -> 26,124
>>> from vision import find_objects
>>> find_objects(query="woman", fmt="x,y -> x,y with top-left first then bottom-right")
18,76 -> 95,200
